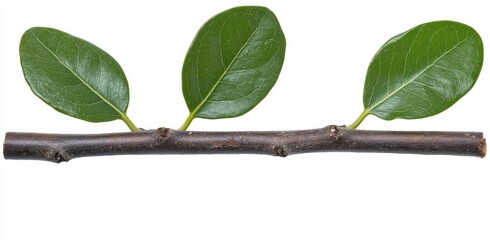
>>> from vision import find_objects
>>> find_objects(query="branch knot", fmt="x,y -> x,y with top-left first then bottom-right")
273,145 -> 288,157
326,125 -> 342,140
156,127 -> 170,143
52,150 -> 70,163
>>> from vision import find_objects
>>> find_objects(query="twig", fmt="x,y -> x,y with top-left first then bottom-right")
3,126 -> 486,163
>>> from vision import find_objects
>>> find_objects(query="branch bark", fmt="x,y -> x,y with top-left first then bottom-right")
3,126 -> 486,163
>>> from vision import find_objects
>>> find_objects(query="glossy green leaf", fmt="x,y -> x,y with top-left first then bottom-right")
20,27 -> 138,131
180,6 -> 286,130
349,21 -> 483,128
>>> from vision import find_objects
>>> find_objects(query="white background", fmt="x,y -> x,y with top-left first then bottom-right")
1,0 -> 489,239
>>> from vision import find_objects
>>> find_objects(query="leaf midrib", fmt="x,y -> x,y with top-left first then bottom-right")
366,34 -> 473,114
189,23 -> 262,117
32,32 -> 125,117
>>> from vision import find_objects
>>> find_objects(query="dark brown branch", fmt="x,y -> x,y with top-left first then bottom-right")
3,126 -> 486,163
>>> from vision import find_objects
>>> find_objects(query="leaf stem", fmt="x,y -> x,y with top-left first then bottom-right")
347,109 -> 370,129
179,113 -> 195,131
121,113 -> 139,132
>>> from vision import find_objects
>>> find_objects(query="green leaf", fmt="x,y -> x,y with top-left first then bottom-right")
20,27 -> 138,131
349,21 -> 483,129
180,6 -> 286,130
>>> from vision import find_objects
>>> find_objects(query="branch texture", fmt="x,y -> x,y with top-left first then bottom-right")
3,126 -> 486,163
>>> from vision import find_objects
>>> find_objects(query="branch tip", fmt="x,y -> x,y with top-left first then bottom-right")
480,137 -> 486,158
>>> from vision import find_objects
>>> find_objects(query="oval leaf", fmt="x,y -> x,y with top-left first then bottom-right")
363,21 -> 483,120
20,27 -> 130,123
182,6 -> 286,121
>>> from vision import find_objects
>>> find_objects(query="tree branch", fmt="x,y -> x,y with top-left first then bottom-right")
3,126 -> 486,163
